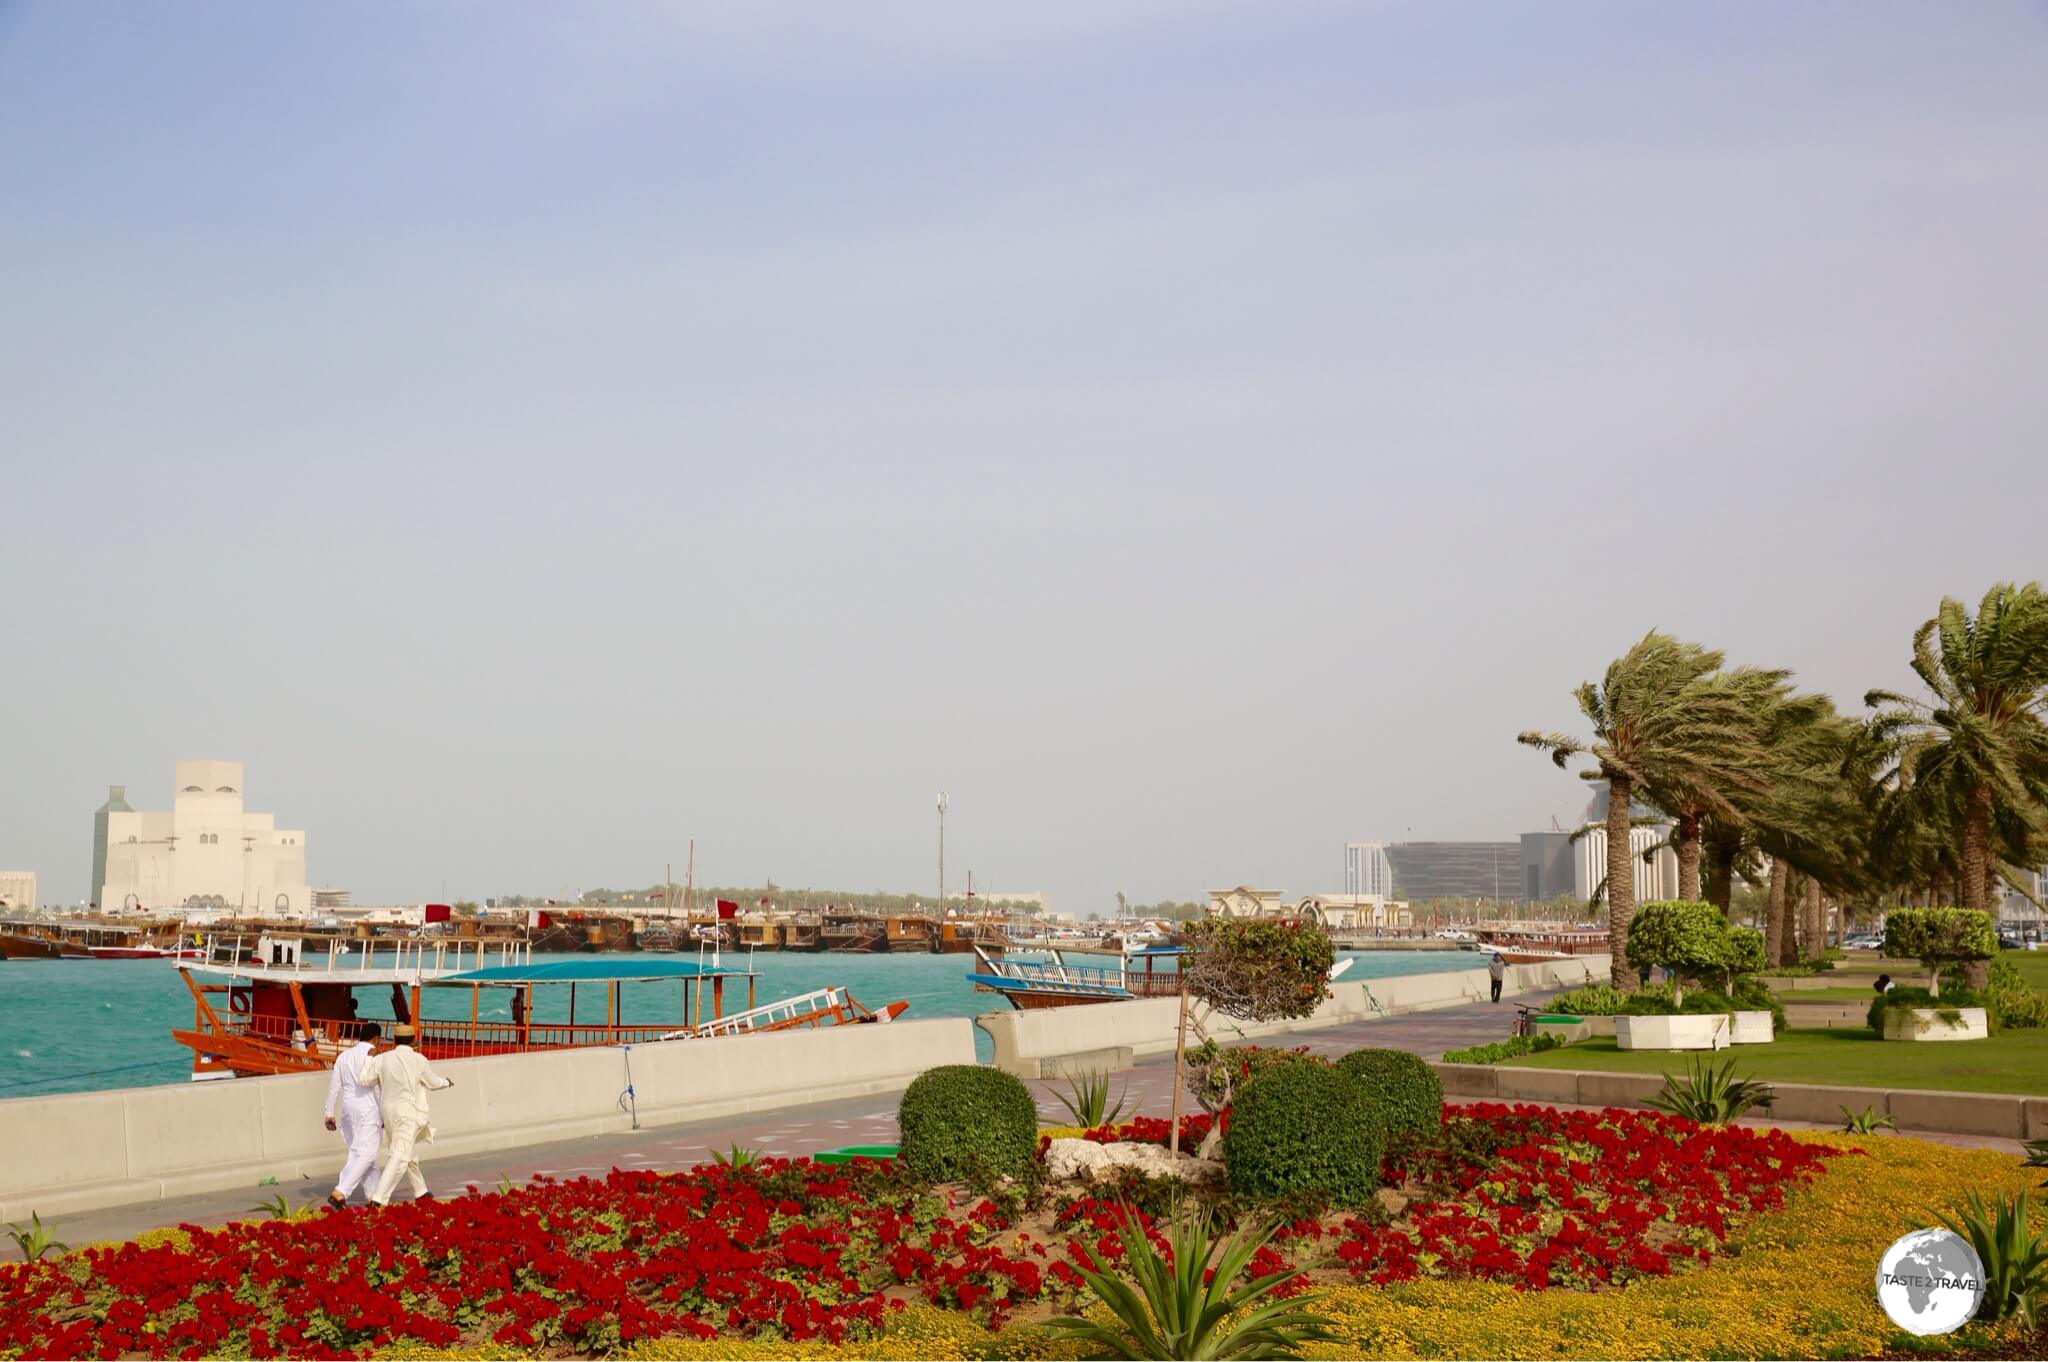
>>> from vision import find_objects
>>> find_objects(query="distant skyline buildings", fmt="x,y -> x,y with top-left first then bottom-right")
1346,839 -> 1523,902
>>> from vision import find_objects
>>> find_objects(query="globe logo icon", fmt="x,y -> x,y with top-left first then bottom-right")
1876,1229 -> 1985,1336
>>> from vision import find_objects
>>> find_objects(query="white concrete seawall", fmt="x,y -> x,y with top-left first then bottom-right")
0,1018 -> 975,1222
977,957 -> 1608,1077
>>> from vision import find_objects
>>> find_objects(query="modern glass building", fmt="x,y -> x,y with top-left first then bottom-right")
1349,840 -> 1523,901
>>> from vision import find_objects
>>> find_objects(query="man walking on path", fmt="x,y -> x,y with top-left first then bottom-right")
360,1028 -> 454,1206
322,1023 -> 383,1210
1488,953 -> 1507,1004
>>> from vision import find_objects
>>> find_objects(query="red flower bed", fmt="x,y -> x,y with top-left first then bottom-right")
0,1160 -> 1078,1359
0,1105 -> 1837,1358
1330,1103 -> 1836,1290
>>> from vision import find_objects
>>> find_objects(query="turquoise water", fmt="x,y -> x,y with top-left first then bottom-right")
0,949 -> 1474,1098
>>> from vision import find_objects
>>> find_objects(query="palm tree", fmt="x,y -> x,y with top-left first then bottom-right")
1638,666 -> 1793,901
1866,584 -> 2048,910
1520,633 -> 1761,987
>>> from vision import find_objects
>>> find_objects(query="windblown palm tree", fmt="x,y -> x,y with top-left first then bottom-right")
1866,584 -> 2048,910
1637,666 -> 1798,901
1520,633 -> 1761,987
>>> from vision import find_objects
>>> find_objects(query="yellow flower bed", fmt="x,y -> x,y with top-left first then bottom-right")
1295,1131 -> 2044,1360
621,1132 -> 2043,1361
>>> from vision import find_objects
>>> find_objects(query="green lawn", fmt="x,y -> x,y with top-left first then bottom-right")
1505,1026 -> 2048,1096
2003,949 -> 2048,991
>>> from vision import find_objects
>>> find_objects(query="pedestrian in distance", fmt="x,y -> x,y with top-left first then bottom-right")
1488,952 -> 1507,1003
1873,973 -> 1894,995
359,1026 -> 454,1206
323,1022 -> 384,1210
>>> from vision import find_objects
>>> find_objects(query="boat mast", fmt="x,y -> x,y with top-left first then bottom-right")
684,838 -> 695,921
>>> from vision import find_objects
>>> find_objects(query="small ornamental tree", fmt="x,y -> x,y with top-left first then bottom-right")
1622,901 -> 1730,1008
1170,917 -> 1336,1157
1722,925 -> 1766,995
1883,908 -> 1997,997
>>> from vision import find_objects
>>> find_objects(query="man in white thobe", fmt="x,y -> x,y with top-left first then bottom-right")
322,1023 -> 384,1209
359,1030 -> 454,1206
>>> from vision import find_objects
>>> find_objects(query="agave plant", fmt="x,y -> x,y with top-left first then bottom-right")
4,1212 -> 65,1263
2023,1137 -> 2048,1187
247,1194 -> 318,1222
1934,1190 -> 2048,1328
1646,1055 -> 1773,1125
1050,1069 -> 1133,1129
710,1143 -> 759,1169
1046,1203 -> 1333,1360
1840,1104 -> 1897,1134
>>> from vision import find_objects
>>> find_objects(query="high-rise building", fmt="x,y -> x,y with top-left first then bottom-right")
1344,842 -> 1395,897
90,784 -> 133,910
1351,840 -> 1523,901
1570,823 -> 1679,905
1519,831 -> 1575,902
97,760 -> 311,915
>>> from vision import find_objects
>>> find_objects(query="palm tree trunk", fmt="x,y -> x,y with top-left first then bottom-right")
1703,832 -> 1737,913
1960,780 -> 1992,910
1804,878 -> 1824,958
1764,859 -> 1791,968
1606,774 -> 1636,989
1675,813 -> 1702,902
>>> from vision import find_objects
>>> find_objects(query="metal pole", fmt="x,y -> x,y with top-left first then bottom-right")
937,792 -> 948,925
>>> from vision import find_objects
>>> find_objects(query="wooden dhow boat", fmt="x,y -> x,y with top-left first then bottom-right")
169,932 -> 909,1079
0,915 -> 201,961
1473,925 -> 1611,964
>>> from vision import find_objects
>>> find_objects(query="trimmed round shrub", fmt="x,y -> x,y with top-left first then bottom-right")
1221,1062 -> 1383,1206
1336,1047 -> 1443,1145
897,1064 -> 1038,1183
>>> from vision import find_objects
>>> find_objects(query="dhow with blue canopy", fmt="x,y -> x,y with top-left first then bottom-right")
968,941 -> 1185,1010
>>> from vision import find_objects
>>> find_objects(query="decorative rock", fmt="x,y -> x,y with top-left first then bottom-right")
1043,1138 -> 1225,1186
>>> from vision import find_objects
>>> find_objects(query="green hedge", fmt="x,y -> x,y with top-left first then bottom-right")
1440,1032 -> 1565,1065
1866,986 -> 1989,1035
1221,1062 -> 1382,1205
1988,958 -> 2048,1029
897,1065 -> 1038,1183
1335,1048 -> 1443,1145
1546,984 -> 1631,1015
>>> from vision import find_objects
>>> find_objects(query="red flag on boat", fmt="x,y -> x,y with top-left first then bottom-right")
528,908 -> 552,929
716,899 -> 739,920
422,903 -> 452,924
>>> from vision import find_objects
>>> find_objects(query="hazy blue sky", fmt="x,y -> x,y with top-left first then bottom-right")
4,2 -> 2046,912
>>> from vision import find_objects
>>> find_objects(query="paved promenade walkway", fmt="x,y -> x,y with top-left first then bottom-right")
47,993 -> 2026,1246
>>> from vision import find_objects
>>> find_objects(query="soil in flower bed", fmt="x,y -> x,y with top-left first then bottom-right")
0,1105 -> 1840,1360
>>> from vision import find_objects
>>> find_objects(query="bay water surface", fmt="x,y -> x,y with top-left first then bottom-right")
0,948 -> 1475,1098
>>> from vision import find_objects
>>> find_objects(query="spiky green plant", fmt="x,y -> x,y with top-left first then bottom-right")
1050,1069 -> 1132,1129
1045,1203 -> 1333,1360
710,1144 -> 759,1169
2023,1137 -> 2048,1188
4,1212 -> 65,1262
496,1174 -> 519,1194
1934,1190 -> 2048,1328
247,1194 -> 318,1221
1839,1104 -> 1896,1134
1646,1055 -> 1773,1125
